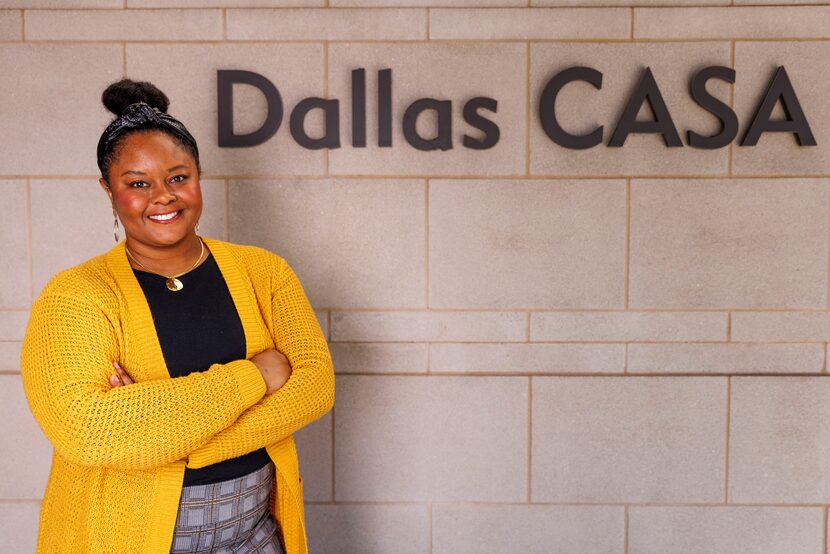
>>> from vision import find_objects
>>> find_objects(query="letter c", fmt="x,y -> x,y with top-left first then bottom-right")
538,67 -> 603,150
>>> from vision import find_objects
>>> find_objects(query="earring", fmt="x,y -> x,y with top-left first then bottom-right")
195,221 -> 200,232
113,208 -> 120,243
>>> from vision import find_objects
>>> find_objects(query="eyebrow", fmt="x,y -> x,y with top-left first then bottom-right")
120,164 -> 188,177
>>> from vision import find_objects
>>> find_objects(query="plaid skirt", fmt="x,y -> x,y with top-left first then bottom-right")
169,460 -> 284,553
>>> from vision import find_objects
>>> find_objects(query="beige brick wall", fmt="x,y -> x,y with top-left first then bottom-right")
1,2 -> 828,553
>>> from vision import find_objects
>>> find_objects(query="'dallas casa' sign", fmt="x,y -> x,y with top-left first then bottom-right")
215,66 -> 816,151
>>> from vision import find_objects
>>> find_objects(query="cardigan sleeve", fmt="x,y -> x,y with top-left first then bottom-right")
185,254 -> 334,469
20,292 -> 267,471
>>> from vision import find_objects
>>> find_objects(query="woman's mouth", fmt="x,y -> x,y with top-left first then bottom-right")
147,209 -> 182,224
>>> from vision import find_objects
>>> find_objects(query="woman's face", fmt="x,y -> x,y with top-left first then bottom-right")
98,130 -> 202,250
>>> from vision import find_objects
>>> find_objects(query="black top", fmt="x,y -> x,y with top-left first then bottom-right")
133,250 -> 270,486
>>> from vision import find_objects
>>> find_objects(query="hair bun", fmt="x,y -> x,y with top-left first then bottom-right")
101,78 -> 170,116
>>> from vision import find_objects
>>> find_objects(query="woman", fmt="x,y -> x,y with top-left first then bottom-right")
19,79 -> 334,554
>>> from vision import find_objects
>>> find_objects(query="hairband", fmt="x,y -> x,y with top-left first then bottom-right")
96,101 -> 199,176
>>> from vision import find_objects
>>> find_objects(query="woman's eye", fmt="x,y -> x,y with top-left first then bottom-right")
129,181 -> 148,188
170,175 -> 187,183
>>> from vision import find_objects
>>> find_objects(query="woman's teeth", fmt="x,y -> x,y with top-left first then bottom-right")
148,210 -> 181,222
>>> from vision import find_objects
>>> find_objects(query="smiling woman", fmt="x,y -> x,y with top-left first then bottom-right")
100,131 -> 205,289
19,79 -> 334,554
96,82 -> 206,275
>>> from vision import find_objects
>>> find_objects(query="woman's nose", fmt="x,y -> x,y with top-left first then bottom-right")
152,183 -> 177,203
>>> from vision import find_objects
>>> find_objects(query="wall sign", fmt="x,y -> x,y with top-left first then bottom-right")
216,66 -> 816,151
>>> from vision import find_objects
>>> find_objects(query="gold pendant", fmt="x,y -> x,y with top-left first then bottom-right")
166,277 -> 183,292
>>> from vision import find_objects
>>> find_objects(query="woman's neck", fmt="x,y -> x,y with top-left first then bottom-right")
124,234 -> 207,276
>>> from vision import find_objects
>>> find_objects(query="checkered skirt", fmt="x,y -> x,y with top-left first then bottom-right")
169,460 -> 284,553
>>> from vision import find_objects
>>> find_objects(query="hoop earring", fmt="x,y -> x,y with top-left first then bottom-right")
113,208 -> 120,243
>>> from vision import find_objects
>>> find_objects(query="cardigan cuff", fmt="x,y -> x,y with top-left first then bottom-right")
227,358 -> 267,410
185,359 -> 265,469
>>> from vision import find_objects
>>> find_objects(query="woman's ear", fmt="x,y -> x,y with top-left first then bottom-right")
98,177 -> 113,204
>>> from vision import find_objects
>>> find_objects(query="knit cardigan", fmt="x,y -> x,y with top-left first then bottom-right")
20,236 -> 335,554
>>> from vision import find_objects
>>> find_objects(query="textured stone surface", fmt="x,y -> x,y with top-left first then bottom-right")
433,504 -> 624,553
729,377 -> 830,503
25,9 -> 222,40
227,8 -> 426,40
334,375 -> 528,501
0,181 -> 29,308
532,376 -> 726,502
430,8 -> 629,39
629,179 -> 827,308
229,179 -> 424,309
0,376 -> 52,499
430,179 -> 626,308
0,45 -> 119,175
629,506 -> 823,554
305,504 -> 429,554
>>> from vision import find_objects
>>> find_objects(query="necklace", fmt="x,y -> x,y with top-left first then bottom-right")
125,237 -> 205,292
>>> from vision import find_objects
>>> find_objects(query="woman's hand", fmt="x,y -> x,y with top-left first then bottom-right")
109,361 -> 133,387
109,351 -> 292,396
250,348 -> 292,395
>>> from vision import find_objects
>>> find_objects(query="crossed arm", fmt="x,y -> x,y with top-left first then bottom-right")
21,253 -> 333,472
106,253 -> 335,469
184,254 -> 334,468
20,292 -> 268,471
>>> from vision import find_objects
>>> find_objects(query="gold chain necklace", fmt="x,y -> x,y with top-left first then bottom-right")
125,238 -> 205,292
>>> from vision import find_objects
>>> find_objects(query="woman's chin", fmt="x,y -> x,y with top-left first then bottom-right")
130,227 -> 194,247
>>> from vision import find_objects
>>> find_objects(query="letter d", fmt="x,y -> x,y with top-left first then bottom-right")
217,69 -> 283,147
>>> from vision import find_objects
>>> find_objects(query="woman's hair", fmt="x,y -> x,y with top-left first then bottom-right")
98,78 -> 201,185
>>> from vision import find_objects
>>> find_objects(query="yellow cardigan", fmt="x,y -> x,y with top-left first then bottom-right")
20,236 -> 335,554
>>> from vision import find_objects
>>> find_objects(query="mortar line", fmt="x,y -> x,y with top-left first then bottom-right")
428,503 -> 433,554
324,40 -> 329,176
624,504 -> 630,554
724,376 -> 731,504
525,41 -> 531,177
728,40 -> 735,176
25,178 -> 33,305
726,312 -> 731,342
303,499 -> 830,508
625,177 -> 631,309
527,376 -> 533,503
15,38 -> 830,45
223,179 -> 229,241
326,370 -> 825,377
331,405 -> 336,502
425,178 -> 430,309
325,307 -> 826,313
624,343 -> 629,374
13,173 -> 830,180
